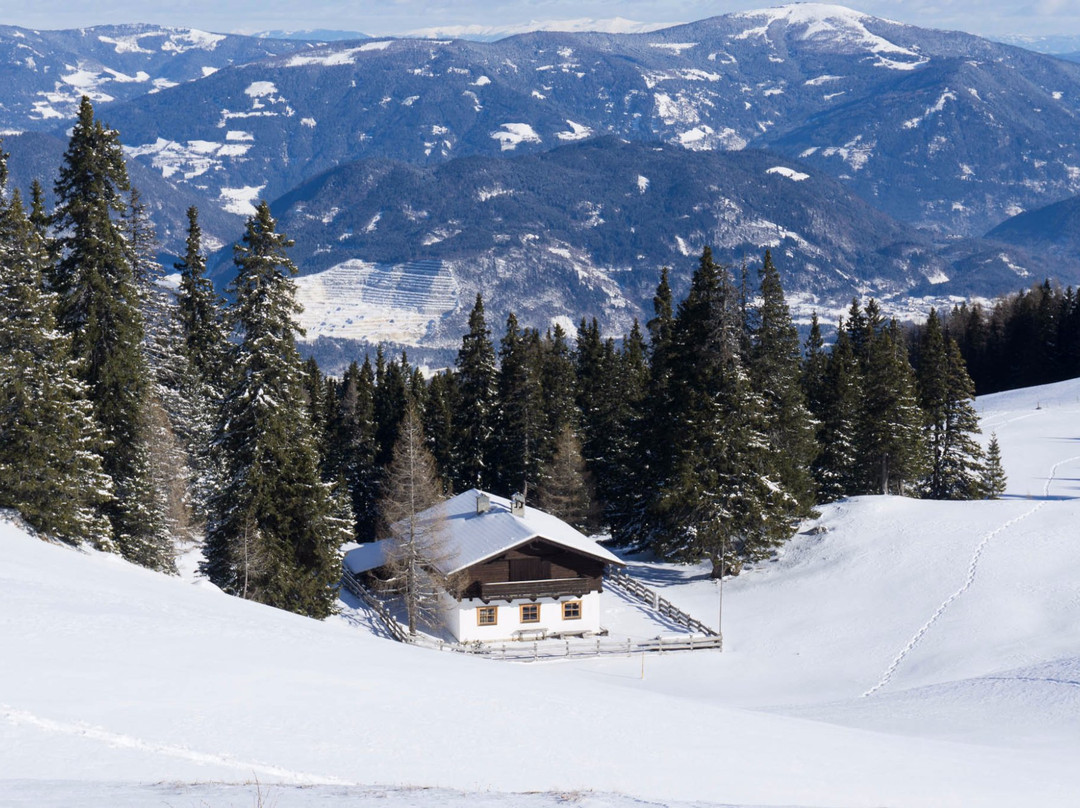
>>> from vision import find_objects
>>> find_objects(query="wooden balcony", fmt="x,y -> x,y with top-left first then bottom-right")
477,577 -> 598,602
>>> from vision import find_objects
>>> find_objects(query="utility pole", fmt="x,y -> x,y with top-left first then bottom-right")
717,532 -> 725,651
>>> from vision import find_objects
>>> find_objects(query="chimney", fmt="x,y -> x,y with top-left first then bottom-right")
511,492 -> 525,517
476,493 -> 491,515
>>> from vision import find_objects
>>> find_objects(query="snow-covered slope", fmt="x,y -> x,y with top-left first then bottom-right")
3,378 -> 1080,806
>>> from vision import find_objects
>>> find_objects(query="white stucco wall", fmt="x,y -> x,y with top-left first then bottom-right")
450,590 -> 602,642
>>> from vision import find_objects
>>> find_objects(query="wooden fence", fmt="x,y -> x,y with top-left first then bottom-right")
340,566 -> 410,643
605,568 -> 720,638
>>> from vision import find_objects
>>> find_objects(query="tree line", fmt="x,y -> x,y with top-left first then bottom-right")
913,280 -> 1080,396
0,96 -> 1008,622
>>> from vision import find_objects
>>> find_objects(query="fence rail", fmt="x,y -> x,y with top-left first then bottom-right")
341,566 -> 410,643
605,568 -> 720,638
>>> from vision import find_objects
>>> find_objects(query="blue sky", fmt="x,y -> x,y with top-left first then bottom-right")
0,1 -> 1076,40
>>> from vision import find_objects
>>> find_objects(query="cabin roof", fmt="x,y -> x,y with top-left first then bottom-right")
343,488 -> 622,576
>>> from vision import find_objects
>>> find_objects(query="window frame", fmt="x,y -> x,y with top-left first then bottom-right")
476,605 -> 498,626
561,600 -> 582,620
519,603 -> 541,624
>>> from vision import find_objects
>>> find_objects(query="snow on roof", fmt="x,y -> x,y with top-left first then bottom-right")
344,489 -> 623,576
440,489 -> 623,573
343,540 -> 387,575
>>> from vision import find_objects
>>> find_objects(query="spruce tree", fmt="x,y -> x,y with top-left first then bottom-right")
623,269 -> 677,549
453,294 -> 497,491
860,320 -> 927,495
982,434 -> 1007,499
328,358 -> 380,542
492,314 -> 546,498
749,250 -> 817,514
813,327 -> 862,500
172,205 -> 227,525
917,310 -> 985,499
0,176 -> 112,548
651,247 -> 795,575
175,205 -> 228,392
423,369 -> 459,489
373,349 -> 410,471
539,324 -> 578,444
203,201 -> 348,617
801,313 -> 828,423
603,321 -> 650,541
51,96 -> 171,567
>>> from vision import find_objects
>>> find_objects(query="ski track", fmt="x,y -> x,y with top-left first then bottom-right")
0,705 -> 357,786
862,452 -> 1080,698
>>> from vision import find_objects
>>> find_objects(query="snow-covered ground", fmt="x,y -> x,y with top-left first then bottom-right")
3,378 -> 1080,806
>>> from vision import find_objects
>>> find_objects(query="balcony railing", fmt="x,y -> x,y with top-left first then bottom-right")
477,577 -> 596,602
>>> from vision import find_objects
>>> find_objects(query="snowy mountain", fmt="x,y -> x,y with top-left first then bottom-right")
3,376 -> 1079,806
6,6 -> 1080,356
984,191 -> 1080,263
403,17 -> 680,41
1,130 -> 245,256
85,3 -> 1080,238
264,138 -> 1067,361
0,24 -> 314,132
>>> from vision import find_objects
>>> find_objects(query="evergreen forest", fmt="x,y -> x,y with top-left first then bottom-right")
0,97 -> 1021,619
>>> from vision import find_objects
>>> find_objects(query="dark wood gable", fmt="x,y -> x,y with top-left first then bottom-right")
457,538 -> 606,602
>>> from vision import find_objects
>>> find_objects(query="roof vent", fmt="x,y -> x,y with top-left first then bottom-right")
511,492 -> 525,517
476,493 -> 491,515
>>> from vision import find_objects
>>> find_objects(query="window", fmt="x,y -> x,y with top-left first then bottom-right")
477,606 -> 497,626
520,603 -> 540,623
562,600 -> 582,620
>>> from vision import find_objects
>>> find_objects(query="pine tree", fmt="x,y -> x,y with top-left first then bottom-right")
860,320 -> 927,495
203,201 -> 347,617
423,369 -> 459,489
51,96 -> 171,567
493,313 -> 545,498
453,293 -> 497,491
651,247 -> 795,575
749,250 -> 817,514
801,313 -> 828,423
604,321 -> 651,541
621,269 -> 677,549
982,434 -> 1007,499
378,403 -> 452,635
917,310 -> 985,499
813,327 -> 862,500
539,324 -> 578,444
175,206 -> 228,392
373,349 -> 411,471
0,168 -> 112,548
328,358 -> 380,541
169,205 -> 227,526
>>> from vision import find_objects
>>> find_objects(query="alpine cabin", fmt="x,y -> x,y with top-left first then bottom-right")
344,489 -> 623,642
